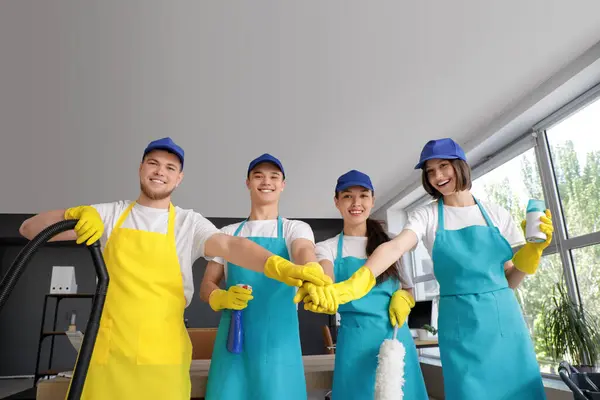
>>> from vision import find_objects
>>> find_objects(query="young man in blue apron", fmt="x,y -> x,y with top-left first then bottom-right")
299,138 -> 553,400
19,140 -> 330,400
201,153 -> 318,400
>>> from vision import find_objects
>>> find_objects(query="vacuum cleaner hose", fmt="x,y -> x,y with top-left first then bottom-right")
0,219 -> 110,400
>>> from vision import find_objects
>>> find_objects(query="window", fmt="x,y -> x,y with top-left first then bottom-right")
570,244 -> 600,325
538,93 -> 600,370
471,148 -> 544,228
408,235 -> 441,358
403,202 -> 440,358
411,240 -> 438,301
546,98 -> 600,238
519,252 -> 563,373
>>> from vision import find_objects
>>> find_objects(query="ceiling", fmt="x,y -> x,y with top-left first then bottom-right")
2,1 -> 600,218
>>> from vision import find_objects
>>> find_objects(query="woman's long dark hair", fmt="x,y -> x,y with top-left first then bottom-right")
336,190 -> 402,285
365,218 -> 402,285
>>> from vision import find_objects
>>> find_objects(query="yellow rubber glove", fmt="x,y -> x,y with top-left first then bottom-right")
389,289 -> 415,327
512,209 -> 554,274
64,205 -> 104,245
208,286 -> 254,311
295,266 -> 376,314
264,255 -> 333,287
293,283 -> 338,314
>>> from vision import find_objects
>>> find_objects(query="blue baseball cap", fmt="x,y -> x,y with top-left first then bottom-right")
247,153 -> 285,178
335,170 -> 374,192
414,138 -> 467,169
143,137 -> 185,169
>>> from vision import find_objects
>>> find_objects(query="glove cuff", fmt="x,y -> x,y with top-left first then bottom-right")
339,266 -> 376,301
208,289 -> 225,311
394,289 -> 416,308
263,254 -> 288,280
512,245 -> 541,275
355,266 -> 376,289
64,206 -> 83,220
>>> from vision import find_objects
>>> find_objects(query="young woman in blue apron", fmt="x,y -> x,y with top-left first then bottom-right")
299,170 -> 429,400
300,139 -> 554,400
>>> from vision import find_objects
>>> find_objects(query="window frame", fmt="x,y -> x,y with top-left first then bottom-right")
531,81 -> 600,307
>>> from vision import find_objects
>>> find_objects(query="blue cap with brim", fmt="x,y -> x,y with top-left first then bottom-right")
247,153 -> 285,178
143,137 -> 185,169
335,170 -> 374,192
414,138 -> 467,169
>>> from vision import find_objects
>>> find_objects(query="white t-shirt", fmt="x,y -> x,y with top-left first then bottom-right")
404,200 -> 525,257
212,218 -> 315,278
91,200 -> 221,307
315,234 -> 414,289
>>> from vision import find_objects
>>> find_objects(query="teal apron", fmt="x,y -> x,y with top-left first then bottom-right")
205,217 -> 307,400
331,233 -> 429,400
433,198 -> 546,400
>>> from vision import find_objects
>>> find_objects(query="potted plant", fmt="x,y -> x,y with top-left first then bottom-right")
422,324 -> 438,336
415,324 -> 437,340
540,281 -> 600,372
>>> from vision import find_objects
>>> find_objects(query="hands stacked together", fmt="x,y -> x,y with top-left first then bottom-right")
210,255 -> 336,312
292,266 -> 376,314
288,264 -> 417,328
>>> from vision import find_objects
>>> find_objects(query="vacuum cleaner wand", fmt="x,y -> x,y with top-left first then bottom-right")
0,220 -> 109,400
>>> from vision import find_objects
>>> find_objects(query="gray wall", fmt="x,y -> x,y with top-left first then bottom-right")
0,214 -> 342,377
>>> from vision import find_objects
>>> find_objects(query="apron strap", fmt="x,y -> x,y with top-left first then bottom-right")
335,232 -> 344,265
113,202 -> 136,230
276,216 -> 283,239
436,198 -> 445,232
474,197 -> 495,228
233,220 -> 247,237
437,197 -> 494,230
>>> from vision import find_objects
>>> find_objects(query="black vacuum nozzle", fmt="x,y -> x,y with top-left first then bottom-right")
0,219 -> 109,400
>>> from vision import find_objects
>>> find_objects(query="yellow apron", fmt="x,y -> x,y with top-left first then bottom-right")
68,202 -> 192,400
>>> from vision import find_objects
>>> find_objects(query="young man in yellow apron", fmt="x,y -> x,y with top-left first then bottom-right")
200,153 -> 318,399
19,138 -> 331,400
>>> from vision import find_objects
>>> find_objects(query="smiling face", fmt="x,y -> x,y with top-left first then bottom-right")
425,159 -> 456,196
246,162 -> 285,206
138,150 -> 183,201
422,158 -> 472,199
334,186 -> 375,226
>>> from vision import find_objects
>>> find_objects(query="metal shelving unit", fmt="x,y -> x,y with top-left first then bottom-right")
34,293 -> 94,384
